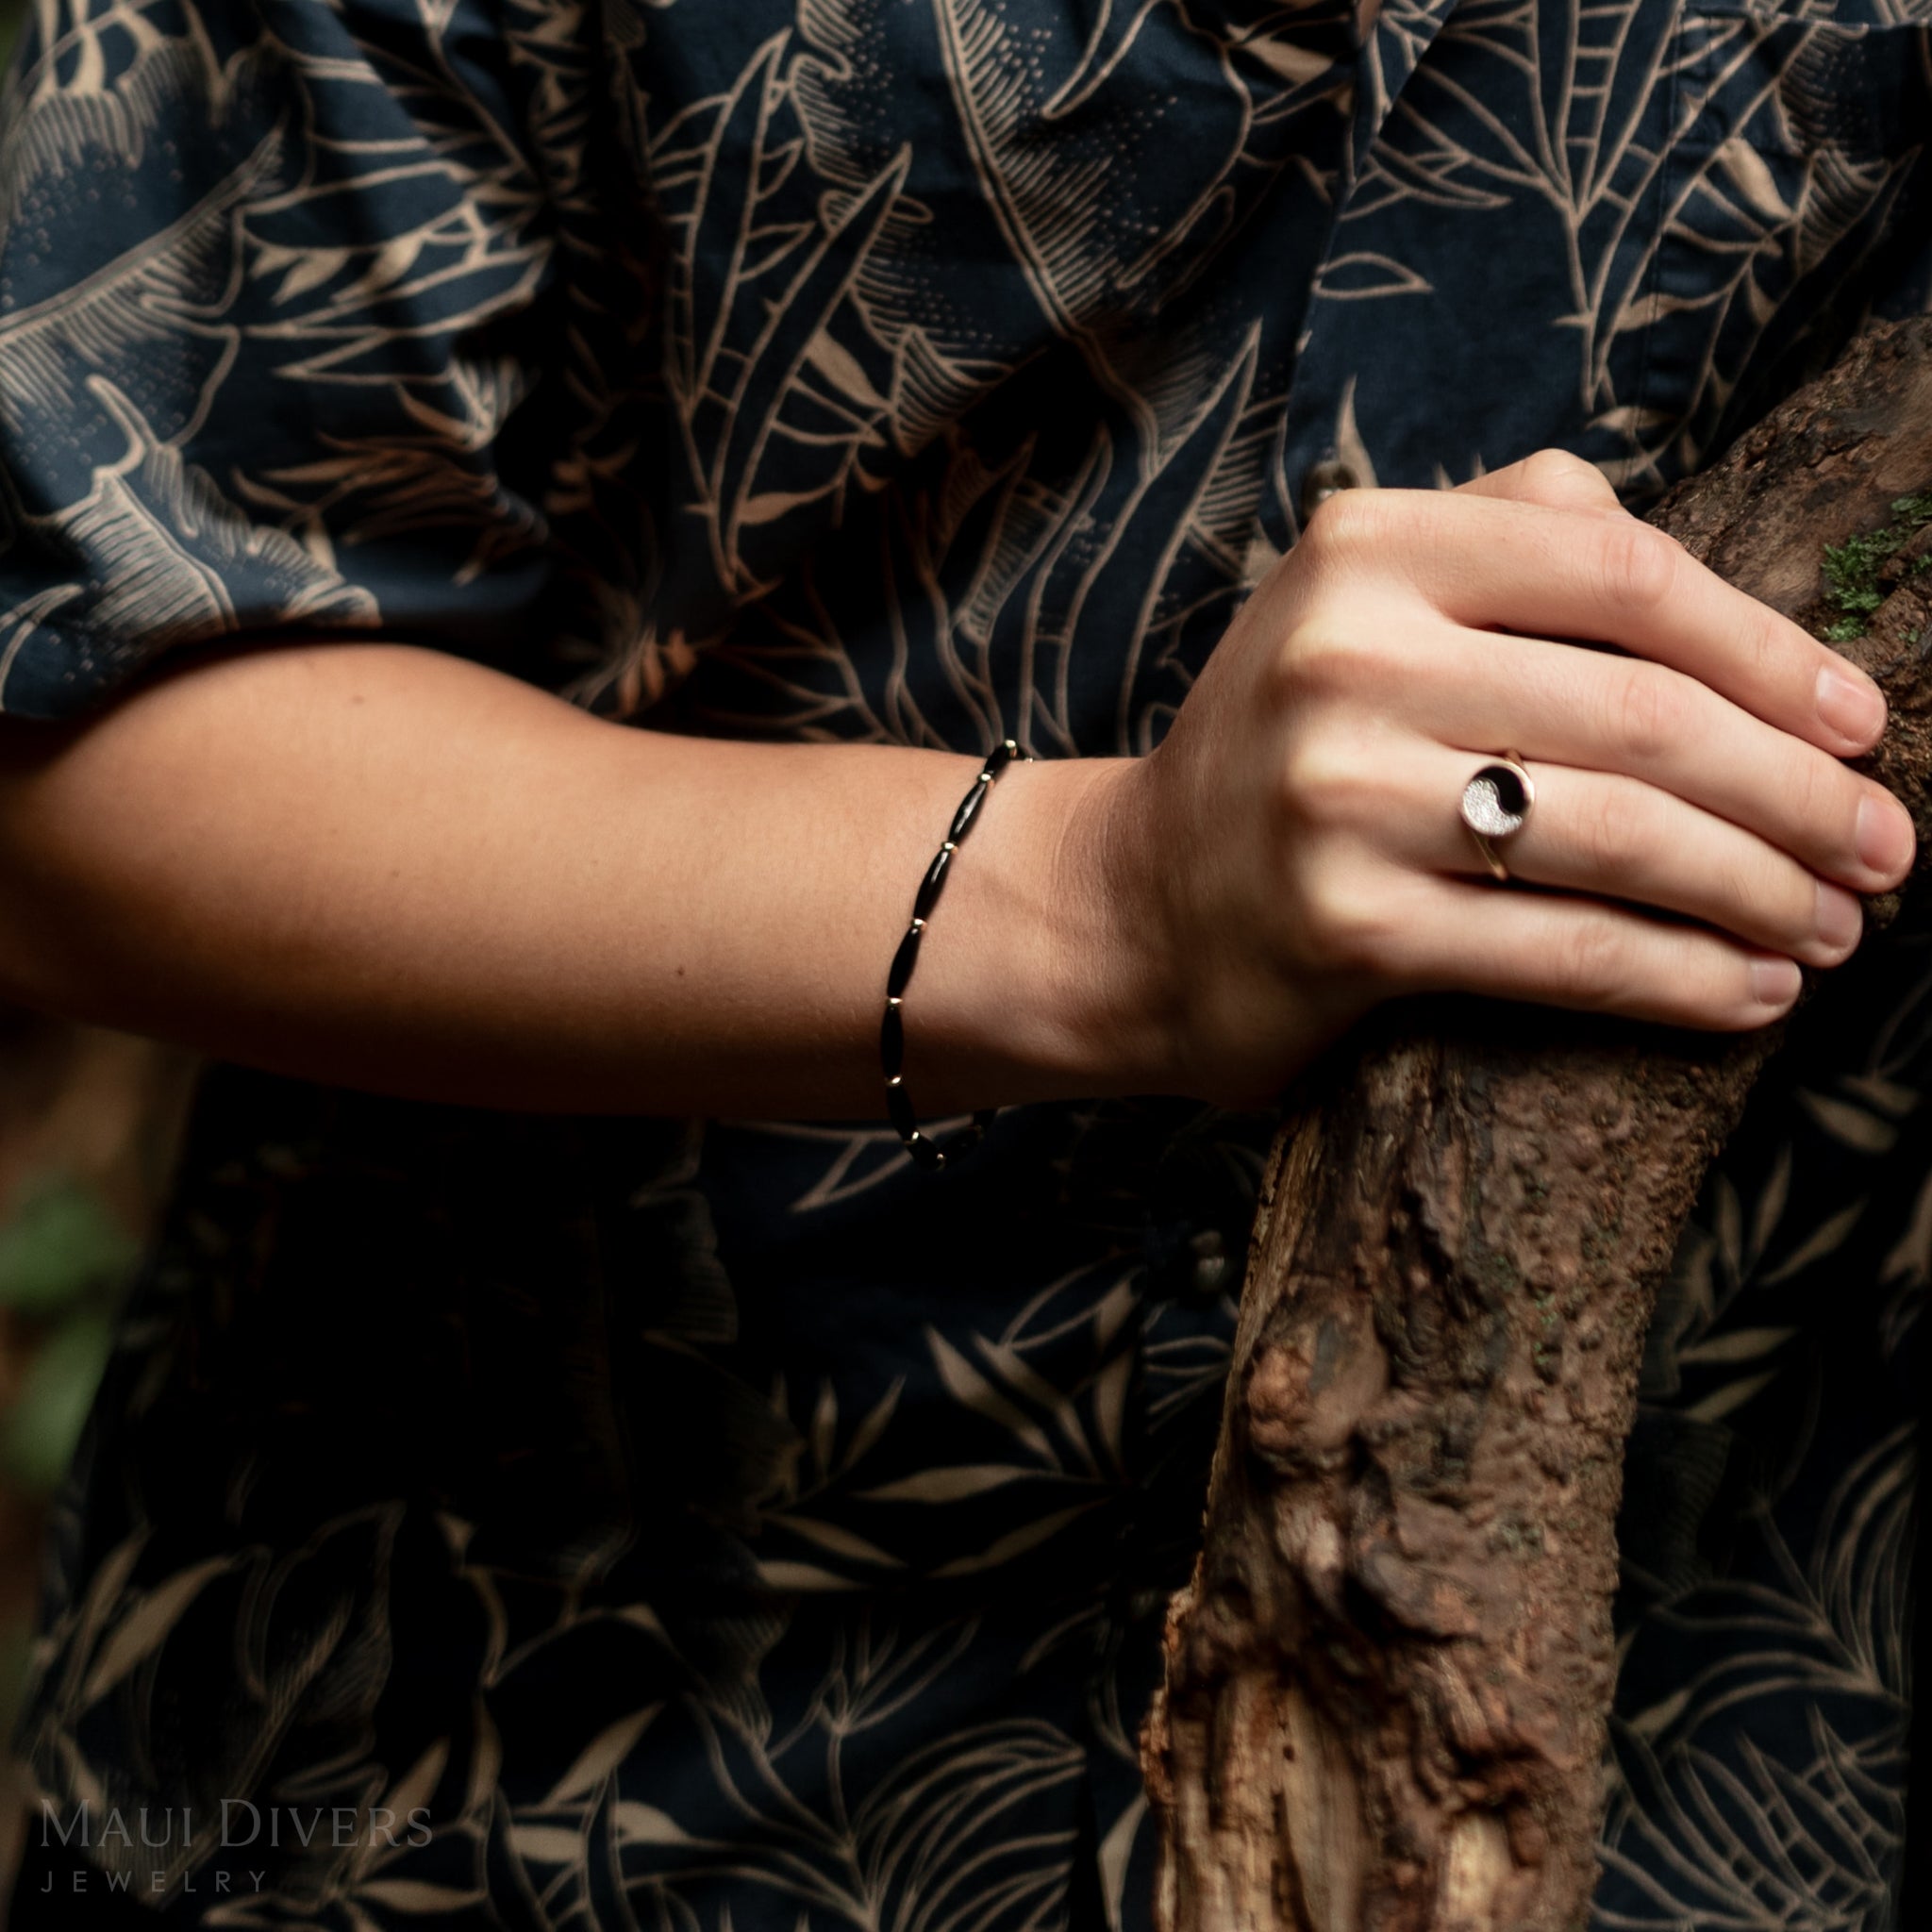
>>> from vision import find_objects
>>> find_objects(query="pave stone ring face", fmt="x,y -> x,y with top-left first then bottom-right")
1459,754 -> 1535,881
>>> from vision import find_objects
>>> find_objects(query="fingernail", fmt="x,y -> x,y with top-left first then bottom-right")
1856,794 -> 1916,878
1750,958 -> 1802,1008
1814,881 -> 1862,954
1816,664 -> 1886,743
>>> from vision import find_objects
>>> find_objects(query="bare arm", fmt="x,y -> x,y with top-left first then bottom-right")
0,639 -> 1146,1117
0,455 -> 1915,1124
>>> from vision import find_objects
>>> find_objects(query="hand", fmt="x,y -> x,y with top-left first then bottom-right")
1092,450 -> 1919,1109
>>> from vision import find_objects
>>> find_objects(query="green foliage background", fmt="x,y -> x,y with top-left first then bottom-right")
0,1171 -> 140,1779
1,1178 -> 137,1496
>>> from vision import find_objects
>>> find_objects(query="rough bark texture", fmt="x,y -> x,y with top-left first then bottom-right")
1141,316 -> 1932,1932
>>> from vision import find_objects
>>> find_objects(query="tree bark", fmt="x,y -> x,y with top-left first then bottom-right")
1141,315 -> 1932,1932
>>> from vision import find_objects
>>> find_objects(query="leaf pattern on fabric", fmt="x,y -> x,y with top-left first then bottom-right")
1,0 -> 1928,1926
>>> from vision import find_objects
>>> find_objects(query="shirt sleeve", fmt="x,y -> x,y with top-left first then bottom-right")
0,0 -> 634,721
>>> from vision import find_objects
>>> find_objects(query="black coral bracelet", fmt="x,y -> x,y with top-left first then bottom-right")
881,738 -> 1034,1171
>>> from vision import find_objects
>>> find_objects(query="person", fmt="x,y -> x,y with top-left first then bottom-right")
0,0 -> 1925,1924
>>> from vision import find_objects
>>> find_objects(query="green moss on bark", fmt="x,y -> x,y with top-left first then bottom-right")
1817,493 -> 1932,641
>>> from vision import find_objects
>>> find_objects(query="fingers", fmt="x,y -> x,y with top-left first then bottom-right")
1408,626 -> 1916,895
1456,449 -> 1624,518
1401,746 -> 1862,970
1298,487 -> 1889,758
1376,870 -> 1805,1031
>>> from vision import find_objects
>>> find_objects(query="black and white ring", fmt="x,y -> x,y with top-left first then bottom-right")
1459,754 -> 1536,881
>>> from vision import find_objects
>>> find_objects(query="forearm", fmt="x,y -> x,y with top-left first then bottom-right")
0,641 -> 1160,1117
8,462 -> 1881,1129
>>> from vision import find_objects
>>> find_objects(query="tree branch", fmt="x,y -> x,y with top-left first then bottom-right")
1141,315 -> 1932,1932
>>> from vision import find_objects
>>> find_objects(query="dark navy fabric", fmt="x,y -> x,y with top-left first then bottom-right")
1,0 -> 1928,1924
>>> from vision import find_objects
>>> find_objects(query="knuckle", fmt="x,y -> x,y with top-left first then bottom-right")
1297,861 -> 1390,973
1551,917 -> 1627,1005
1520,447 -> 1612,508
1786,749 -> 1850,846
1786,873 -> 1838,954
1769,749 -> 1846,858
1591,521 -> 1678,615
1606,666 -> 1690,764
1736,608 -> 1790,691
1276,619 -> 1376,702
1714,854 -> 1781,943
1277,733 -> 1371,832
1301,486 -> 1386,559
1578,782 -> 1647,878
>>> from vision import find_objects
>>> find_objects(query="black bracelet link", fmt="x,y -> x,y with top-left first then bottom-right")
882,738 -> 1034,1171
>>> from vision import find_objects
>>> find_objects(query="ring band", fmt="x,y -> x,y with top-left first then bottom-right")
1459,753 -> 1535,882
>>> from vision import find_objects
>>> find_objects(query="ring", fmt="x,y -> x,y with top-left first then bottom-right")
1459,753 -> 1535,881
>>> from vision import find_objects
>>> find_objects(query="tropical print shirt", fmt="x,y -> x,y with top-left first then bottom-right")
2,0 -> 1929,1927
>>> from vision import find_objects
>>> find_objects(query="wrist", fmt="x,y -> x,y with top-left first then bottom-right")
909,750 -> 1182,1108
1071,750 -> 1201,1099
1044,752 -> 1190,1100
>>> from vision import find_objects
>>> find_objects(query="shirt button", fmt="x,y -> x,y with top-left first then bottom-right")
1301,458 -> 1358,521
